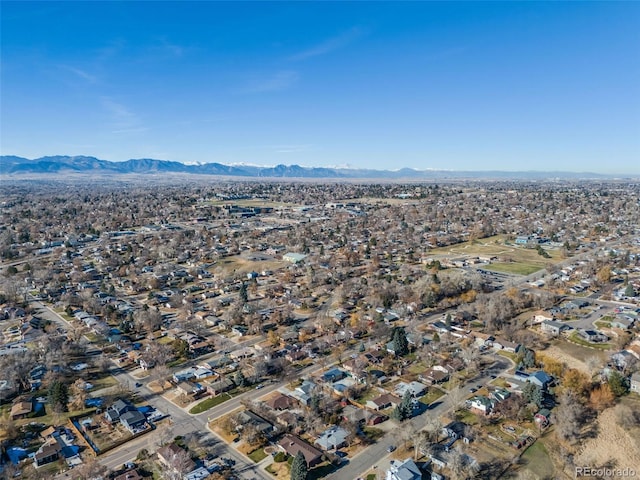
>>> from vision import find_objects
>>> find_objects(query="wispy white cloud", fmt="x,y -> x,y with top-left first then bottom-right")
101,97 -> 145,134
289,26 -> 366,61
238,70 -> 299,94
148,37 -> 188,58
60,65 -> 98,83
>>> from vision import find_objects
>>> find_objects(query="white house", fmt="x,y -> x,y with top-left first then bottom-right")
386,458 -> 421,480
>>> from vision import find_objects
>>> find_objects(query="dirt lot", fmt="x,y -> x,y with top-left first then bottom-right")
574,397 -> 640,470
542,341 -> 609,374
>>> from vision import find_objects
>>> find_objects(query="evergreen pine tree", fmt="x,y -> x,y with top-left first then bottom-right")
391,327 -> 409,356
608,371 -> 629,397
48,380 -> 69,412
290,451 -> 308,480
239,282 -> 248,304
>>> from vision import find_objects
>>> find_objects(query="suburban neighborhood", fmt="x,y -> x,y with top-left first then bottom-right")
1,180 -> 640,480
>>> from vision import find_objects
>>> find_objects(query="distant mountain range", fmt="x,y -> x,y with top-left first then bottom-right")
0,155 -> 627,180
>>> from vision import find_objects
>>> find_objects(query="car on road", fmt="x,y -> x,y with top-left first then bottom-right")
387,445 -> 396,453
134,382 -> 142,388
255,384 -> 264,390
469,387 -> 477,393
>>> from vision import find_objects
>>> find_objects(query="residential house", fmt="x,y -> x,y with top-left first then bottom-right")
331,377 -> 357,395
468,396 -> 492,415
386,458 -> 422,480
541,320 -> 572,336
612,351 -> 636,370
157,443 -> 196,473
611,316 -> 635,330
494,338 -> 521,354
342,405 -> 385,426
231,325 -> 248,337
276,411 -> 300,429
205,377 -> 234,396
366,393 -> 401,411
176,381 -> 204,397
291,379 -> 316,405
527,371 -> 553,391
579,329 -> 608,343
10,400 -> 33,420
395,381 -> 427,398
283,252 -> 307,264
491,388 -> 511,403
120,410 -> 147,434
235,410 -> 273,436
315,425 -> 349,451
34,443 -> 61,467
277,434 -> 323,468
113,468 -> 143,480
420,366 -> 449,385
105,398 -> 136,423
265,393 -> 298,411
472,332 -> 494,348
442,421 -> 472,443
184,467 -> 211,480
173,368 -> 197,383
534,408 -> 551,428
205,355 -> 233,370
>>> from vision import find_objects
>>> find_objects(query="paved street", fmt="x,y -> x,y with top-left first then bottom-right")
325,357 -> 512,480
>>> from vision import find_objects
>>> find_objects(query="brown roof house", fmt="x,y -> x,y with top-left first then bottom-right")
277,434 -> 323,468
10,400 -> 33,420
366,393 -> 401,411
34,442 -> 61,468
265,393 -> 299,411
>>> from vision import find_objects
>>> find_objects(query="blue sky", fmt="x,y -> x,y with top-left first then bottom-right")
1,1 -> 639,173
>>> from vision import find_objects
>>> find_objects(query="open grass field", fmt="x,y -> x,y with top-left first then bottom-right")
482,262 -> 544,276
211,254 -> 285,277
428,235 -> 563,275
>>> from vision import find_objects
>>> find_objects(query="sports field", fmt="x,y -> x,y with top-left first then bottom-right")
428,235 -> 562,276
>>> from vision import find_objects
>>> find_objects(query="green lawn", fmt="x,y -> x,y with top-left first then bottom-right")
167,358 -> 187,368
189,393 -> 232,414
406,362 -> 428,374
92,375 -> 119,390
362,426 -> 385,442
496,350 -> 517,362
248,447 -> 268,463
308,462 -> 338,480
521,439 -> 554,479
420,387 -> 445,405
483,263 -> 543,276
455,409 -> 479,425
